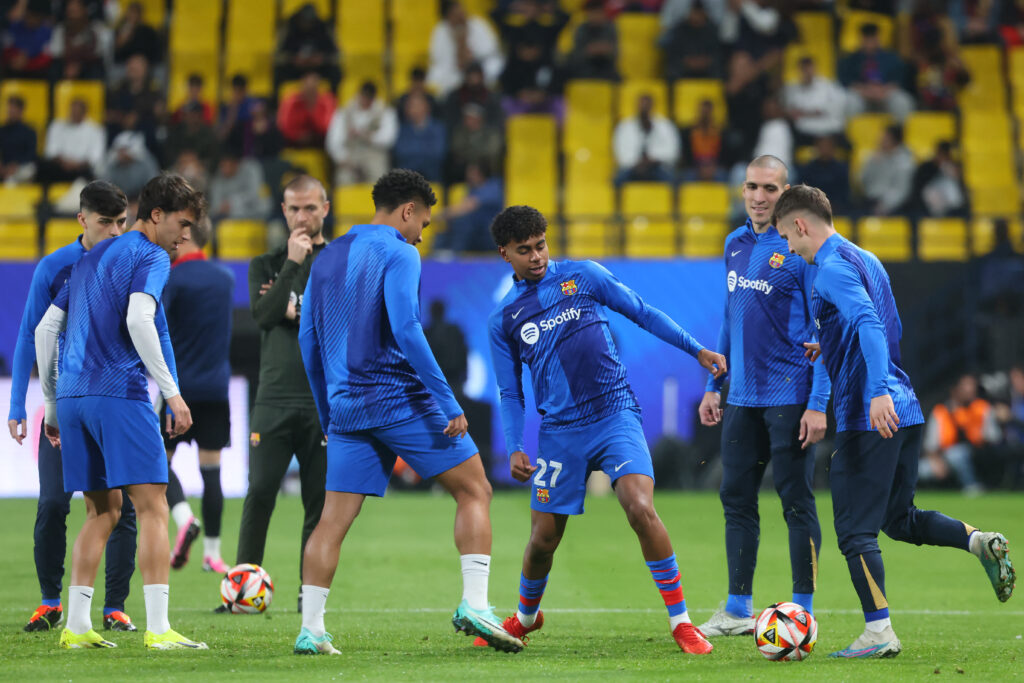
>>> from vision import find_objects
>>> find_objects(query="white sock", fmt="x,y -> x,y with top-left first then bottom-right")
67,585 -> 94,635
669,612 -> 692,629
968,530 -> 981,556
203,535 -> 221,559
516,610 -> 536,627
865,617 -> 891,633
301,585 -> 330,638
144,584 -> 171,635
460,554 -> 490,611
171,502 -> 194,530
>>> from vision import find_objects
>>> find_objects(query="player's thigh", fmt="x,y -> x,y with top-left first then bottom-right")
720,405 -> 771,498
883,425 -> 925,528
84,397 -> 168,489
764,404 -> 816,497
325,431 -> 394,497
829,430 -> 900,550
56,397 -> 108,494
530,427 -> 589,516
376,411 -> 479,482
589,410 -> 655,486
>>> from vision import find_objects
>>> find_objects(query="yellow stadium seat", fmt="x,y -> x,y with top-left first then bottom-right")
620,183 -> 673,219
280,148 -> 330,185
617,79 -> 668,120
216,220 -> 267,261
447,182 -> 468,207
169,0 -> 221,53
681,218 -> 727,258
0,221 -> 39,260
46,182 -> 73,204
338,0 -> 385,55
281,0 -> 332,19
507,115 -> 557,164
794,12 -> 834,47
903,111 -> 956,160
566,80 -> 615,120
333,184 -> 376,224
564,115 -> 613,155
833,216 -> 854,240
846,113 -> 891,150
391,0 -> 438,64
507,116 -> 557,215
53,80 -> 104,123
564,182 -> 614,220
917,218 -> 967,261
0,80 -> 49,151
970,184 -> 1021,217
624,218 -> 675,258
338,54 -> 387,102
507,180 -> 557,217
971,217 -> 1024,254
856,217 -> 911,262
960,45 -> 1003,83
839,10 -> 894,53
961,111 -> 1012,144
678,182 -> 730,220
126,0 -> 167,26
565,150 -> 613,186
672,79 -> 727,128
44,218 -> 81,254
226,0 -> 275,50
566,220 -> 615,258
616,14 -> 660,79
224,51 -> 274,99
0,184 -> 42,219
783,44 -> 836,84
963,151 -> 1015,188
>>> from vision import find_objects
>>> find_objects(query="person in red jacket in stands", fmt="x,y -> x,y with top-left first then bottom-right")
277,71 -> 336,147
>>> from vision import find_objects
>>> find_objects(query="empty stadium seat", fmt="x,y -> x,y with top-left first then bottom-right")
564,182 -> 615,220
672,79 -> 727,128
565,221 -> 616,258
617,79 -> 668,120
0,221 -> 39,260
507,115 -> 557,216
129,0 -> 167,26
337,0 -> 386,56
54,80 -> 105,122
839,10 -> 894,53
917,218 -> 968,261
391,0 -> 438,73
678,182 -> 730,219
904,111 -> 956,160
0,184 -> 42,219
832,216 -> 854,240
44,218 -> 81,255
625,218 -> 675,258
846,113 -> 892,150
0,80 -> 49,150
447,182 -> 468,207
333,184 -> 377,224
564,80 -> 615,153
971,217 -> 1024,255
616,14 -> 660,79
566,80 -> 615,120
565,151 -> 613,186
681,218 -> 727,257
224,0 -> 276,99
856,217 -> 911,261
620,183 -> 673,219
280,149 -> 330,187
216,220 -> 267,261
963,150 -> 1016,188
970,184 -> 1021,217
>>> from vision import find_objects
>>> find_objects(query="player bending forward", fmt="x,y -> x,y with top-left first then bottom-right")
485,206 -> 727,654
772,184 -> 1015,658
294,169 -> 522,655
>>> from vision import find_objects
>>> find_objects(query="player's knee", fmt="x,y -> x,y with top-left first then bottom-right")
527,529 -> 562,556
837,533 -> 879,559
623,499 -> 659,535
881,516 -> 912,543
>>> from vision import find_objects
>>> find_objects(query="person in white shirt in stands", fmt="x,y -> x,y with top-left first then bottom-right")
613,94 -> 680,186
784,56 -> 847,146
37,98 -> 106,184
428,0 -> 504,98
325,81 -> 398,187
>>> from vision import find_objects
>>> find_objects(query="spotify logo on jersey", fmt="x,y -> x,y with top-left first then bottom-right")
727,270 -> 738,292
520,323 -> 540,345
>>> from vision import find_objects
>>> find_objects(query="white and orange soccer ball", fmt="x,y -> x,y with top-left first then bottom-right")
220,563 -> 274,614
754,602 -> 817,661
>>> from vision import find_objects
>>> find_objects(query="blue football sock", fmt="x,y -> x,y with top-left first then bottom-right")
792,592 -> 814,614
103,606 -> 119,617
41,598 -> 61,608
726,593 -> 753,618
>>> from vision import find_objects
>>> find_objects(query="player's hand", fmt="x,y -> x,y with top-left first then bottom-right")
165,395 -> 193,438
287,228 -> 313,264
698,349 -> 727,379
259,279 -> 274,296
799,409 -> 827,449
509,451 -> 538,482
44,423 -> 60,449
869,394 -> 899,439
444,414 -> 468,438
8,418 -> 27,445
803,342 -> 821,363
698,391 -> 723,426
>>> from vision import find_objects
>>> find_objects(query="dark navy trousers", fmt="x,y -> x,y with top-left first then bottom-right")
35,420 -> 137,609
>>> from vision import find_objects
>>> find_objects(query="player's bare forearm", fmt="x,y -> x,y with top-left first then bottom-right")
510,451 -> 537,482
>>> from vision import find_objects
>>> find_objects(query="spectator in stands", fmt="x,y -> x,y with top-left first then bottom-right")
660,0 -> 727,37
172,73 -> 214,125
752,96 -> 793,170
796,135 -> 850,215
921,373 -> 1001,494
857,123 -> 915,215
164,102 -> 220,169
1,0 -> 53,78
904,0 -> 959,60
663,0 -> 723,80
275,2 -> 340,88
784,56 -> 847,145
494,0 -> 568,87
277,71 -> 336,147
499,35 -> 565,118
720,0 -> 793,74
839,23 -> 915,121
113,1 -> 161,68
219,74 -> 257,140
681,99 -> 726,181
37,97 -> 105,183
910,140 -> 968,218
396,67 -> 438,124
428,0 -> 504,97
998,0 -> 1024,47
848,0 -> 896,12
914,43 -> 970,112
0,95 -> 37,184
1004,366 -> 1024,447
567,0 -> 619,81
441,62 -> 503,130
392,92 -> 447,183
208,147 -> 270,221
724,51 -> 772,162
449,102 -> 503,183
326,81 -> 398,185
237,99 -> 283,160
100,109 -> 159,200
435,162 -> 504,253
169,148 -> 209,193
613,93 -> 680,185
950,0 -> 999,43
106,53 -> 160,149
49,0 -> 108,80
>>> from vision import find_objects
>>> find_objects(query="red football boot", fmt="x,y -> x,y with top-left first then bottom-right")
473,611 -> 544,647
673,622 -> 713,654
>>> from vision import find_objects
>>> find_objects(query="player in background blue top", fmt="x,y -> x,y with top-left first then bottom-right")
773,185 -> 1015,659
7,181 -> 139,633
697,156 -> 831,636
35,174 -> 209,651
294,170 -> 523,656
486,206 -> 726,655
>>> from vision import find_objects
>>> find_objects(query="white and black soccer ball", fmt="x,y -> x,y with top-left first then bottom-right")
220,563 -> 274,614
754,601 -> 818,661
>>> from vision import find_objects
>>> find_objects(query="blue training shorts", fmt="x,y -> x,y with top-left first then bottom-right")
326,409 -> 479,497
57,396 -> 168,493
531,408 -> 654,516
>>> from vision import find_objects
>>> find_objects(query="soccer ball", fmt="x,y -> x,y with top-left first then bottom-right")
754,602 -> 817,661
220,563 -> 274,614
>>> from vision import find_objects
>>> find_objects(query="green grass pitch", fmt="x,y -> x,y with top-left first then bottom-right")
0,490 -> 1021,680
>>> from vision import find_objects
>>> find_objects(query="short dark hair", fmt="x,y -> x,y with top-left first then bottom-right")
860,22 -> 880,37
490,205 -> 547,247
138,173 -> 206,224
79,180 -> 127,217
772,184 -> 833,227
360,81 -> 378,98
371,169 -> 436,212
885,123 -> 903,144
231,73 -> 248,89
187,73 -> 203,87
283,173 -> 328,202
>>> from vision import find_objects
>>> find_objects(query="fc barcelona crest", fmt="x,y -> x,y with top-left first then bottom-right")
250,432 -> 260,447
560,280 -> 577,296
769,252 -> 786,269
536,488 -> 550,503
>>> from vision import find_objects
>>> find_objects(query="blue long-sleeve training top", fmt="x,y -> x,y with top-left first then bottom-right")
298,223 -> 463,435
489,259 -> 705,455
705,219 -> 831,411
810,233 -> 924,432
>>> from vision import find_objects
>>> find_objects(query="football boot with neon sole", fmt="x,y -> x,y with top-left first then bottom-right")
24,604 -> 63,632
673,623 -> 714,654
452,600 -> 523,653
829,626 -> 901,658
59,628 -> 116,649
144,629 -> 209,650
294,628 -> 341,655
473,611 -> 544,647
103,610 -> 137,632
972,532 -> 1015,602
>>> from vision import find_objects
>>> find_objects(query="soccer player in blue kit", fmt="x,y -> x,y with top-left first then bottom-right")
486,205 -> 727,654
8,181 -> 140,633
294,170 -> 522,655
772,184 -> 1015,658
35,174 -> 208,650
697,155 -> 831,636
